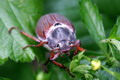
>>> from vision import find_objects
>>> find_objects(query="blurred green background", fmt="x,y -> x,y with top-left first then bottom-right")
0,0 -> 120,80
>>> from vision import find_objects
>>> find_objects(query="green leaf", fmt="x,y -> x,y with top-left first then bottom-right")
70,59 -> 79,72
70,51 -> 85,72
84,74 -> 93,80
96,69 -> 116,80
72,64 -> 91,74
109,39 -> 120,52
0,19 -> 11,64
78,51 -> 85,60
0,0 -> 44,62
102,66 -> 120,80
79,0 -> 107,53
110,17 -> 120,39
70,51 -> 91,76
110,25 -> 118,38
116,17 -> 120,37
106,57 -> 120,67
0,77 -> 10,80
102,39 -> 120,52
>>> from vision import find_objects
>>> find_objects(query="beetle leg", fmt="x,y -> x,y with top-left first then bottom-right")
44,58 -> 50,65
51,60 -> 67,69
74,49 -> 79,55
50,51 -> 60,60
9,27 -> 40,42
50,51 -> 64,68
51,60 -> 75,77
23,41 -> 47,49
66,52 -> 70,56
50,51 -> 75,77
74,46 -> 85,55
74,40 -> 86,55
77,46 -> 86,51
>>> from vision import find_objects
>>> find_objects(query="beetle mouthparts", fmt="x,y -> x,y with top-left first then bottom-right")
61,48 -> 70,53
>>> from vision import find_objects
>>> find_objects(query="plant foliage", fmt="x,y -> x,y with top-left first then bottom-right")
0,0 -> 120,80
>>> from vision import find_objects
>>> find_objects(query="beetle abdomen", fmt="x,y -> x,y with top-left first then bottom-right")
36,13 -> 74,41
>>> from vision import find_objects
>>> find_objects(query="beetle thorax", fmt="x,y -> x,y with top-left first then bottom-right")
45,22 -> 76,52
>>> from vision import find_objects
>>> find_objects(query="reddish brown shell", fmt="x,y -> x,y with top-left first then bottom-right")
36,13 -> 75,40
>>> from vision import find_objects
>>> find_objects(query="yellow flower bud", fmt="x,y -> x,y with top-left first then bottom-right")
91,59 -> 101,70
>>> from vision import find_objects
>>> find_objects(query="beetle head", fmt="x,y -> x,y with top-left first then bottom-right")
57,40 -> 71,53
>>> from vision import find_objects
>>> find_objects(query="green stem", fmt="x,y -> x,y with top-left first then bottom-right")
83,55 -> 91,61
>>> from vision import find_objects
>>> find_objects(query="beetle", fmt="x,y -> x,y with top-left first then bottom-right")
9,13 -> 85,77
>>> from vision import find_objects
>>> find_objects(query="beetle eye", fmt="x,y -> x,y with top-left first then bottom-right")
56,44 -> 60,48
69,42 -> 73,46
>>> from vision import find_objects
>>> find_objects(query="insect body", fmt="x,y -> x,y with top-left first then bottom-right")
36,14 -> 76,53
9,13 -> 85,77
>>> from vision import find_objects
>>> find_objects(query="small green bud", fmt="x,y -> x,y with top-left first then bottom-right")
72,65 -> 91,74
70,59 -> 79,72
36,72 -> 49,80
85,74 -> 93,80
